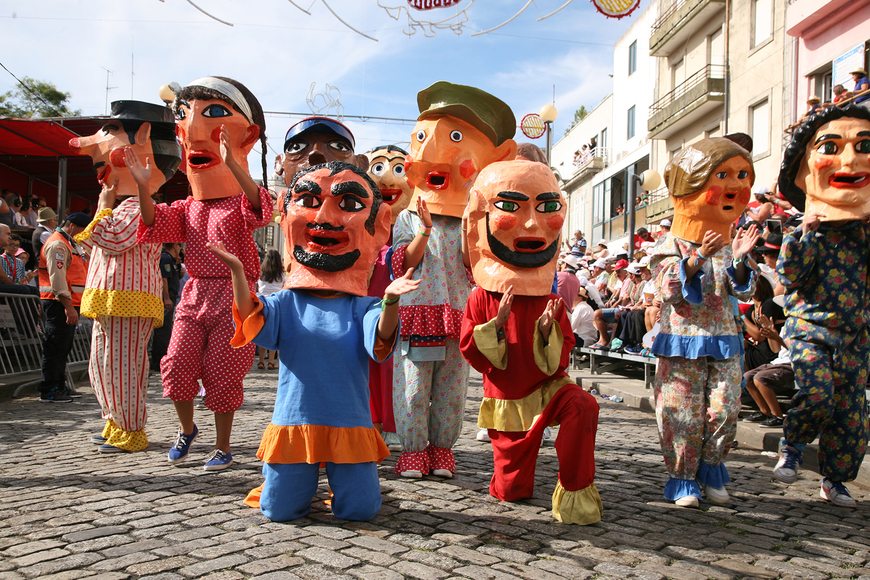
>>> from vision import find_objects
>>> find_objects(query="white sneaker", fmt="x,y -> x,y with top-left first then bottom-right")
476,428 -> 491,442
400,470 -> 423,479
432,469 -> 453,478
382,432 -> 403,451
704,485 -> 730,504
674,495 -> 699,508
820,478 -> 857,508
773,439 -> 802,484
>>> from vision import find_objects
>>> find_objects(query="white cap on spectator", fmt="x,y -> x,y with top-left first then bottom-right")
627,263 -> 641,275
660,218 -> 672,227
592,258 -> 607,269
638,256 -> 652,269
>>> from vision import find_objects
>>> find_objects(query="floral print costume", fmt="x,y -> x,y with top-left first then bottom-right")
777,221 -> 870,483
650,234 -> 755,501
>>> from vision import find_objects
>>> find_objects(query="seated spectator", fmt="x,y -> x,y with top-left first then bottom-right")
744,186 -> 774,225
594,241 -> 610,259
851,68 -> 869,106
577,275 -> 604,309
657,218 -> 671,238
832,84 -> 852,104
557,269 -> 580,312
590,259 -> 631,349
571,286 -> 598,347
806,96 -> 821,116
742,318 -> 794,428
612,260 -> 654,354
18,196 -> 38,228
0,192 -> 21,229
743,273 -> 785,372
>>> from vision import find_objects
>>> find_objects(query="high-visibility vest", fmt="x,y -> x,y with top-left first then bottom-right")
38,230 -> 86,306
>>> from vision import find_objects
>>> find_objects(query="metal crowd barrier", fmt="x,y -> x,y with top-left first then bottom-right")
0,292 -> 92,398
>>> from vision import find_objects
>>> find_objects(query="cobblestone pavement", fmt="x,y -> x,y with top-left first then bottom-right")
2,368 -> 870,580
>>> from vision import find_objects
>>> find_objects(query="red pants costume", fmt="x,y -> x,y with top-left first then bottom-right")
489,384 -> 598,501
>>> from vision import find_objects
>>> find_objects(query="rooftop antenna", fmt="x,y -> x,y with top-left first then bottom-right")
100,67 -> 117,115
131,37 -> 135,98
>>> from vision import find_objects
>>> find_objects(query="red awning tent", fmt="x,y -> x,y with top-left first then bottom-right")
0,116 -> 189,217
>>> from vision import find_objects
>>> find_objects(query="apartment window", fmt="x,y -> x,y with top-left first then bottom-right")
671,58 -> 685,91
752,0 -> 772,48
627,106 -> 636,140
751,99 -> 770,157
707,27 -> 724,66
628,40 -> 637,76
705,123 -> 722,139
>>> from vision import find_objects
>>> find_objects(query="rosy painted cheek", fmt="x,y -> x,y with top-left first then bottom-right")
109,148 -> 127,168
210,127 -> 222,143
705,186 -> 723,205
404,159 -> 414,173
459,159 -> 477,179
493,214 -> 517,231
737,186 -> 751,206
546,216 -> 564,230
814,157 -> 834,170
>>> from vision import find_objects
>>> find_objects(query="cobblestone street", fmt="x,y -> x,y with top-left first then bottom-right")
2,368 -> 869,580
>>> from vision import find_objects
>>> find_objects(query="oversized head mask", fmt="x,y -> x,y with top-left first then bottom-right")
70,100 -> 181,196
406,81 -> 518,218
280,161 -> 390,296
467,160 -> 565,295
173,76 -> 262,201
366,145 -> 414,224
787,109 -> 870,220
665,138 -> 754,244
280,117 -> 356,185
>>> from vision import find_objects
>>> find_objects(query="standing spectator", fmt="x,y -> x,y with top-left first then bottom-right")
151,243 -> 182,372
851,68 -> 870,106
571,230 -> 586,256
32,207 -> 57,264
37,212 -> 91,403
257,249 -> 285,370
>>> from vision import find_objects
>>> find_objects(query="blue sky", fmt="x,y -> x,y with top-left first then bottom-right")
0,0 -> 643,169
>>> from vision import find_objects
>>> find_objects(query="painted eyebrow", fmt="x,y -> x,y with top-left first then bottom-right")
497,191 -> 529,201
536,192 -> 561,201
333,181 -> 370,199
858,131 -> 870,138
814,134 -> 842,145
294,180 -> 322,195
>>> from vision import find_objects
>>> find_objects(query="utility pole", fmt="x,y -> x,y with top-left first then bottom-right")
100,67 -> 117,115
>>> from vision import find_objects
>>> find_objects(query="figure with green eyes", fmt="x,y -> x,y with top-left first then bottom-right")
648,137 -> 759,508
772,105 -> 870,508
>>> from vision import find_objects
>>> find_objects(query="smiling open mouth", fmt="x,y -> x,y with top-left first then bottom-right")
380,188 -> 403,205
513,237 -> 547,252
426,172 -> 449,190
829,172 -> 870,188
305,229 -> 349,252
187,150 -> 219,169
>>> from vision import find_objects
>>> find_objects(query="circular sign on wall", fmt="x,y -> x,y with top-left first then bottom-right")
591,0 -> 642,19
520,113 -> 546,139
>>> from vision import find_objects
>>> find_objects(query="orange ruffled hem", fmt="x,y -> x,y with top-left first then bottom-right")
256,423 -> 390,465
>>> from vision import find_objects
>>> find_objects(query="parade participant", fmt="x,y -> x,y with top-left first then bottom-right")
365,145 -> 414,445
222,160 -> 418,521
773,105 -> 870,507
392,81 -> 517,478
279,116 -> 358,183
460,159 -> 602,525
71,100 -> 182,452
137,76 -> 273,470
650,138 -> 758,507
37,212 -> 91,403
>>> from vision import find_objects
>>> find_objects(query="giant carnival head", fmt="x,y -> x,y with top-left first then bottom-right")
172,76 -> 267,200
280,161 -> 390,296
279,117 -> 357,185
466,159 -> 566,296
405,81 -> 518,218
779,105 -> 870,221
70,100 -> 181,196
665,137 -> 755,244
366,145 -> 414,224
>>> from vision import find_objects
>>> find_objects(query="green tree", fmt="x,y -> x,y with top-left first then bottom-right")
564,106 -> 588,135
0,77 -> 80,118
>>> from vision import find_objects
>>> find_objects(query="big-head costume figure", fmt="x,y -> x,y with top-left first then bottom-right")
137,76 -> 274,471
391,81 -> 517,478
365,145 -> 415,439
772,105 -> 870,507
72,100 -> 181,453
222,160 -> 416,521
649,137 -> 758,508
459,160 -> 603,525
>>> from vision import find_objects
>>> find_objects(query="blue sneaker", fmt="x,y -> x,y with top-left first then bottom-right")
91,435 -> 107,445
167,425 -> 198,464
203,449 -> 233,471
773,438 -> 802,484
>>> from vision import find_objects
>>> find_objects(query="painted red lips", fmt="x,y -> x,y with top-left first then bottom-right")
513,237 -> 547,253
305,229 -> 350,252
187,150 -> 220,170
380,189 -> 404,205
829,172 -> 870,189
426,171 -> 450,190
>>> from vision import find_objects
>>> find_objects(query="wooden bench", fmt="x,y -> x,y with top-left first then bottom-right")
573,346 -> 658,389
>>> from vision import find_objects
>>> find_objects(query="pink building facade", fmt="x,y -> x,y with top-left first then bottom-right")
786,0 -> 870,121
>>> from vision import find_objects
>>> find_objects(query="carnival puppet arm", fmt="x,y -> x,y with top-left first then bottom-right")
219,124 -> 261,211
401,196 -> 433,272
777,213 -> 825,290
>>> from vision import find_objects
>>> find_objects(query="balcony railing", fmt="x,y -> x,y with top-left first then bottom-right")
648,64 -> 725,138
650,0 -> 725,56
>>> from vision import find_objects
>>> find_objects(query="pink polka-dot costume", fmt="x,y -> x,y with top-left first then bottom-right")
137,186 -> 274,413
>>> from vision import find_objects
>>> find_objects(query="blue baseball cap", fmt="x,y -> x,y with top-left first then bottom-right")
284,117 -> 355,151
